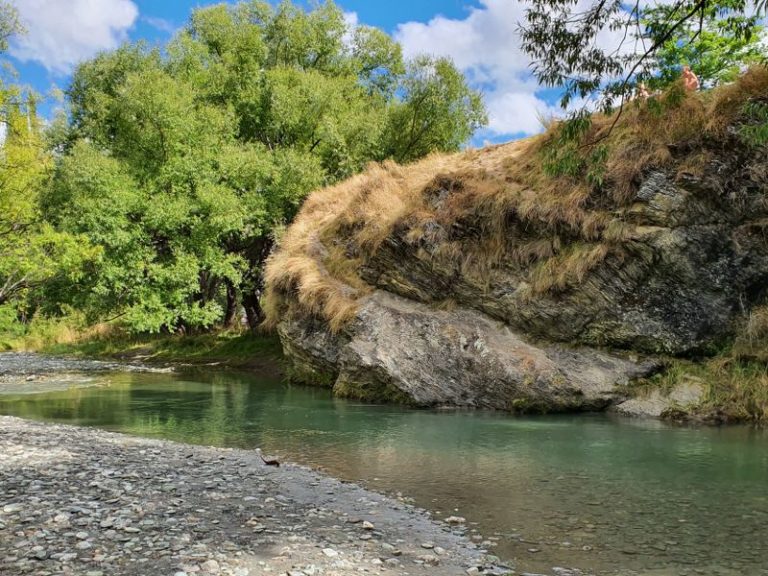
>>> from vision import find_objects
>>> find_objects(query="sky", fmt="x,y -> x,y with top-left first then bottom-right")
4,0 -> 583,143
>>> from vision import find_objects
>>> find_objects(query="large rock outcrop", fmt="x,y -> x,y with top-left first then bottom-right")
266,70 -> 768,413
279,291 -> 659,410
359,167 -> 768,355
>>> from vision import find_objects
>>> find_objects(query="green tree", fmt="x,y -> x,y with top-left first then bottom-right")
644,1 -> 764,88
0,4 -> 94,333
521,0 -> 768,112
52,0 -> 486,333
384,56 -> 487,163
0,1 -> 20,53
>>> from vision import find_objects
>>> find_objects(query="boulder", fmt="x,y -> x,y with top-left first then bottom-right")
279,291 -> 659,411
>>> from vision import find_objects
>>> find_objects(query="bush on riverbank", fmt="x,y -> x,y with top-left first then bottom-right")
0,307 -> 90,352
45,331 -> 283,370
640,353 -> 768,424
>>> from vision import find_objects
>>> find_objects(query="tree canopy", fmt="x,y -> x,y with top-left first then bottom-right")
43,0 -> 486,333
0,4 -> 95,336
521,0 -> 767,112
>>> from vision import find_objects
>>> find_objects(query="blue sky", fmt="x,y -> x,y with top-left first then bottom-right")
6,0 -> 568,143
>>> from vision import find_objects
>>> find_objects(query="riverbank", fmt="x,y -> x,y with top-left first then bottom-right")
0,352 -> 170,394
0,415 -> 508,576
29,331 -> 284,375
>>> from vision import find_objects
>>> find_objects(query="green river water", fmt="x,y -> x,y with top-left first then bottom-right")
1,368 -> 767,576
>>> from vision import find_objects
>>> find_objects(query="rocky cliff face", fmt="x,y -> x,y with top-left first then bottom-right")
360,166 -> 768,355
265,70 -> 768,414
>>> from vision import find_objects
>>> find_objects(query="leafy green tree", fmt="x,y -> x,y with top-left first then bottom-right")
384,56 -> 487,163
0,4 -> 94,331
52,0 -> 486,333
0,1 -> 20,53
644,0 -> 764,88
521,0 -> 768,112
49,59 -> 248,331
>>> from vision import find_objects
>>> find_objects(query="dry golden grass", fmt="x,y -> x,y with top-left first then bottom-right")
732,305 -> 768,363
264,67 -> 768,330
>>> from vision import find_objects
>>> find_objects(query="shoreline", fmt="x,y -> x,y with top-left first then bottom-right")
39,333 -> 286,376
0,415 -> 506,576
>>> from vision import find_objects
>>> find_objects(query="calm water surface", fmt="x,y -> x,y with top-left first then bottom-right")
1,368 -> 767,576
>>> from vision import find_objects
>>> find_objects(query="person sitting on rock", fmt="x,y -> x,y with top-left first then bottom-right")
682,66 -> 699,91
636,82 -> 650,100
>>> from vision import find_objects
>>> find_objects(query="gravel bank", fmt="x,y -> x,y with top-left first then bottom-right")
0,416 -> 506,576
0,353 -> 164,376
0,353 -> 171,394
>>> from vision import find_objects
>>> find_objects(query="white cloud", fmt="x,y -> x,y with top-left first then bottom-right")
394,0 -> 631,138
143,16 -> 177,36
343,11 -> 359,30
9,0 -> 139,75
342,11 -> 359,48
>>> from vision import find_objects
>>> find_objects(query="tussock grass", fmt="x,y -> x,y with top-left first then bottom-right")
645,355 -> 768,424
732,305 -> 768,363
264,67 -> 768,330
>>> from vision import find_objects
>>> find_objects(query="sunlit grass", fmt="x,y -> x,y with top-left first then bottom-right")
41,330 -> 284,369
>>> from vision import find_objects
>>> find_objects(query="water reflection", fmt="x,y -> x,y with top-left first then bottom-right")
1,369 -> 767,576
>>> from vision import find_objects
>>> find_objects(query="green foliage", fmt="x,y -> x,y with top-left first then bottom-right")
642,356 -> 768,424
0,89 -> 96,325
521,0 -> 767,113
644,0 -> 765,89
541,112 -> 608,186
0,1 -> 22,53
384,56 -> 488,163
542,113 -> 590,178
738,100 -> 768,147
44,0 -> 485,334
0,304 -> 88,351
43,330 -> 283,370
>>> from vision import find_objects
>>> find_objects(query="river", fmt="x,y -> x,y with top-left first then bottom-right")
0,363 -> 766,576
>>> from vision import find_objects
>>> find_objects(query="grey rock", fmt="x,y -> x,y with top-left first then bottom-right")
614,378 -> 705,418
321,548 -> 338,558
275,145 -> 768,415
280,291 -> 657,411
357,163 -> 768,356
417,553 -> 440,566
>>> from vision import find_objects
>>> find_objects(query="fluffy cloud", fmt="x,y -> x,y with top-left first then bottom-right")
394,0 -> 629,139
143,16 -> 177,36
342,11 -> 359,47
9,0 -> 139,74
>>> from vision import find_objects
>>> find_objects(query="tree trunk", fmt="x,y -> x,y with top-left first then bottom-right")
240,235 -> 274,333
223,279 -> 240,328
243,290 -> 264,332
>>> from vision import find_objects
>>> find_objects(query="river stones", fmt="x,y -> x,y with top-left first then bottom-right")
0,415 -> 507,576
